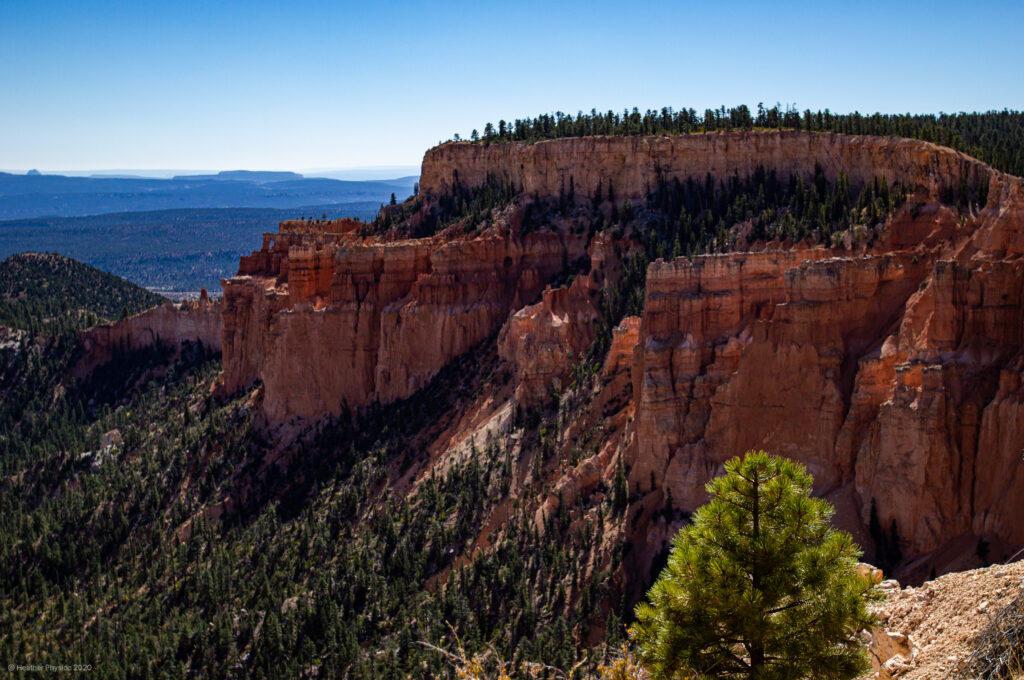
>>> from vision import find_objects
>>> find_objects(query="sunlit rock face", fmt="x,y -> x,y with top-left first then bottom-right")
222,130 -> 1024,565
74,292 -> 222,378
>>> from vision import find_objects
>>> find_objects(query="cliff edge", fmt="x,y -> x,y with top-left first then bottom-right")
220,129 -> 1024,581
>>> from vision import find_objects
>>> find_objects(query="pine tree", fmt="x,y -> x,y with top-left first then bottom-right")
612,454 -> 629,514
632,450 -> 877,680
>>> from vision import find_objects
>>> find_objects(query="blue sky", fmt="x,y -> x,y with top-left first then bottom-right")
2,0 -> 1022,173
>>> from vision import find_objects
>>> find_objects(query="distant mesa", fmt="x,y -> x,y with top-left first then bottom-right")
88,173 -> 149,179
171,170 -> 304,183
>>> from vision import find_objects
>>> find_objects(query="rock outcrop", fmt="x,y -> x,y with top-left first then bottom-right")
222,129 -> 1024,573
498,278 -> 598,403
220,210 -> 590,421
860,558 -> 1024,680
421,131 -> 991,203
73,290 -> 222,378
623,159 -> 1024,561
497,234 -> 621,402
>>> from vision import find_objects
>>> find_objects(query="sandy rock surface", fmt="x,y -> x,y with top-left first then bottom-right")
863,557 -> 1024,679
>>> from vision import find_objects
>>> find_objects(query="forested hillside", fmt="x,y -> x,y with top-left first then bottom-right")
0,318 -> 607,678
0,253 -> 165,332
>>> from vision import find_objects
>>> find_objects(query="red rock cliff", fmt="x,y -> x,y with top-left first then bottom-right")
421,131 -> 991,201
220,212 -> 589,421
475,133 -> 1024,570
622,163 -> 1024,563
73,291 -> 222,378
223,130 -> 1024,573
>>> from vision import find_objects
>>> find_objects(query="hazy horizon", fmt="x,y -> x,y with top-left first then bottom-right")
0,166 -> 421,180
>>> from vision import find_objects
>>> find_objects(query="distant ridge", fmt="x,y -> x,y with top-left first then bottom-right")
307,165 -> 420,181
0,172 -> 418,220
171,170 -> 304,183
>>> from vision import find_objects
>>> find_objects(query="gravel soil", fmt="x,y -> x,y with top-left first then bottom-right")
863,557 -> 1024,679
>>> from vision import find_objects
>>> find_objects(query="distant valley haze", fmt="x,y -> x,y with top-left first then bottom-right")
0,169 -> 419,220
0,168 -> 419,292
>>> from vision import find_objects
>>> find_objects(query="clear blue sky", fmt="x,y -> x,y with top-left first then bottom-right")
2,0 -> 1021,173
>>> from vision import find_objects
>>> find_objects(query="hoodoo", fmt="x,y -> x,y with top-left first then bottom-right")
220,129 -> 1024,577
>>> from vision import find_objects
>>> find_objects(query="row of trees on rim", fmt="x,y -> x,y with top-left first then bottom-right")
458,106 -> 1024,177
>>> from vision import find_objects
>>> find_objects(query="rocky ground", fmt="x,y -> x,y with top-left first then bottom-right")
865,556 -> 1024,679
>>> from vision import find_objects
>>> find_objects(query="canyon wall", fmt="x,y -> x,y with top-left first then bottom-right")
222,130 -> 1024,570
621,168 -> 1024,561
220,215 -> 590,421
73,290 -> 222,378
421,131 -> 991,202
477,136 -> 1024,565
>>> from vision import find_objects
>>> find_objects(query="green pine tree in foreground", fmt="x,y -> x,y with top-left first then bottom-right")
632,451 -> 878,680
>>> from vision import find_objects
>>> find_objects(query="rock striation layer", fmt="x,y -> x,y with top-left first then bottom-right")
421,130 -> 991,203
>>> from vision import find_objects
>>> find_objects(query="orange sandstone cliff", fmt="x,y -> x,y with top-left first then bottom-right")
221,216 -> 589,421
73,290 -> 222,378
220,130 -> 1024,578
419,131 -> 992,204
